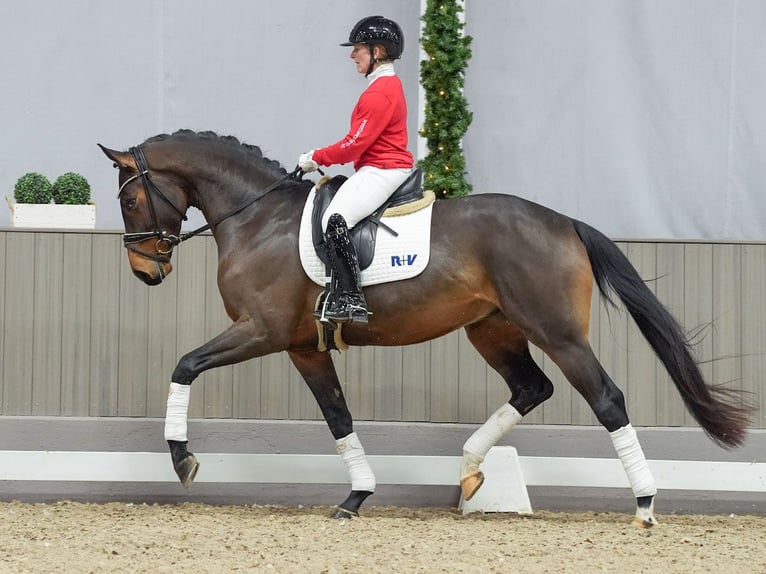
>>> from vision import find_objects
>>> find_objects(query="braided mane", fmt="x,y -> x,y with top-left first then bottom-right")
143,129 -> 289,179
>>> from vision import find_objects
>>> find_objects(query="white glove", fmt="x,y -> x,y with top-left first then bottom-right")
298,151 -> 319,172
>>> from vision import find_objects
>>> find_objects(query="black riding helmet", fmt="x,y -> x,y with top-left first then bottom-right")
341,15 -> 404,76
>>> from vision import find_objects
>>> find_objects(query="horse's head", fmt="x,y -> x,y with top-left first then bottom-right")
98,143 -> 189,285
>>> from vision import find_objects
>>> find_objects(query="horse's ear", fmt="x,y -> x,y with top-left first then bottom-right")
97,144 -> 137,171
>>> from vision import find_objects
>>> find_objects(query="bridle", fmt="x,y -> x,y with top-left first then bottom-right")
118,146 -> 188,264
117,145 -> 304,265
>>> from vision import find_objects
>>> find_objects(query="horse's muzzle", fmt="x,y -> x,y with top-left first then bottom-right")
128,251 -> 173,285
132,268 -> 167,286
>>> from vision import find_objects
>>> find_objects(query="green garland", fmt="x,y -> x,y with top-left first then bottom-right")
418,0 -> 473,198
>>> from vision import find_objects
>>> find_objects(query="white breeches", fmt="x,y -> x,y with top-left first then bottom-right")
321,166 -> 411,231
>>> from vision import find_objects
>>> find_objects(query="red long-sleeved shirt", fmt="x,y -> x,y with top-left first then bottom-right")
312,75 -> 414,171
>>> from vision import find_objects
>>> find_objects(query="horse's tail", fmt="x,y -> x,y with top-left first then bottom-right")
572,219 -> 751,448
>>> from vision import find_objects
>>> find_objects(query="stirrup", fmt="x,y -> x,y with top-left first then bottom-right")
324,305 -> 369,324
313,292 -> 366,327
323,295 -> 370,324
314,292 -> 340,329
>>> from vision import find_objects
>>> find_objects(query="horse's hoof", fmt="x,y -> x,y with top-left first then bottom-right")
633,495 -> 657,528
333,490 -> 372,519
331,507 -> 359,520
631,515 -> 657,529
460,470 -> 484,501
174,454 -> 199,489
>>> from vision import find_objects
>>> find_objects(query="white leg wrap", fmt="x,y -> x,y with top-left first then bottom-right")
460,403 -> 523,479
610,424 -> 657,498
164,383 -> 191,442
336,432 -> 376,492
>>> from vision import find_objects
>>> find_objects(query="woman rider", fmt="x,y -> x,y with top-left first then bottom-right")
298,15 -> 414,324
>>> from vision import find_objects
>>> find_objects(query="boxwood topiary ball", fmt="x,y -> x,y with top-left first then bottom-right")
14,172 -> 53,204
52,172 -> 91,205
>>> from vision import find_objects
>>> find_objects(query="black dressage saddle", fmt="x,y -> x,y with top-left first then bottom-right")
311,168 -> 423,270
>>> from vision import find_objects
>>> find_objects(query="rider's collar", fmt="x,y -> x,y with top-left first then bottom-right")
367,63 -> 395,84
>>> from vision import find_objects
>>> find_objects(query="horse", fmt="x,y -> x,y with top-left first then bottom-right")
98,129 -> 751,527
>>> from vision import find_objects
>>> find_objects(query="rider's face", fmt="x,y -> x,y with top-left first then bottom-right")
350,43 -> 372,74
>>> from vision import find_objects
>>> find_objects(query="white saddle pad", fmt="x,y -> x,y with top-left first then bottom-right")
299,187 -> 433,287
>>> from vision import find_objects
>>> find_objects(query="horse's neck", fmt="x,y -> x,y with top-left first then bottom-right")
190,164 -> 304,246
191,163 -> 274,224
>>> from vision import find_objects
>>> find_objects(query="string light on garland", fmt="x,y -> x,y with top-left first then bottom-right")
418,0 -> 473,199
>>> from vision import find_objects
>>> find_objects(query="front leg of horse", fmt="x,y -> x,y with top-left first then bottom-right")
332,432 -> 375,518
288,349 -> 374,518
165,320 -> 275,489
165,382 -> 199,488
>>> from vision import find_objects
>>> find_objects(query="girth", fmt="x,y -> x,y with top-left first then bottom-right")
311,168 -> 423,270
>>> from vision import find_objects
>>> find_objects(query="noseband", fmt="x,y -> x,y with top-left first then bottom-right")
117,145 -> 304,264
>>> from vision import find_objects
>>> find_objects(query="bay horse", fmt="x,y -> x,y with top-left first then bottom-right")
99,130 -> 750,527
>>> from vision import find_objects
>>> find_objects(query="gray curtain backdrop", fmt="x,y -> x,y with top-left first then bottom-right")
1,1 -> 765,240
0,0 -> 421,231
464,0 -> 766,240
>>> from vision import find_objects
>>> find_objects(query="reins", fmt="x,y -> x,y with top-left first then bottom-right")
119,144 -> 307,261
171,166 -> 305,245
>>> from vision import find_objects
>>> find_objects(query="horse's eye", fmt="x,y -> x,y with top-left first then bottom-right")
126,198 -> 137,209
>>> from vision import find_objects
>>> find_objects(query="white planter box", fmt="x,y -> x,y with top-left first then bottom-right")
8,202 -> 96,229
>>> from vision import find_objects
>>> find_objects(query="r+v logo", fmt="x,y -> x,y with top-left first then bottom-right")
391,254 -> 418,267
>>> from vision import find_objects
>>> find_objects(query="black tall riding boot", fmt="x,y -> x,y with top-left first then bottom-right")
322,213 -> 369,324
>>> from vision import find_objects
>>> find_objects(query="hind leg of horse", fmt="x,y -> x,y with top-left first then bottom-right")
544,339 -> 658,527
460,317 -> 555,500
288,349 -> 375,518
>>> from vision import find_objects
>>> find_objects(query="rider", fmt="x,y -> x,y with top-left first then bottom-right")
298,15 -> 414,324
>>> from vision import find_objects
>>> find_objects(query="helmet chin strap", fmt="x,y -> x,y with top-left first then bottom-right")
365,43 -> 376,77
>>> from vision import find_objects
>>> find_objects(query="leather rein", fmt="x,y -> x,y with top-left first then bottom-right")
118,145 -> 303,263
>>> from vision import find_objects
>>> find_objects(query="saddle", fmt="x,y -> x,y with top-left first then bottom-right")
311,168 -> 424,269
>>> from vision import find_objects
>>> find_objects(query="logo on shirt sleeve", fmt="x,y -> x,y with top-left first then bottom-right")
341,119 -> 368,149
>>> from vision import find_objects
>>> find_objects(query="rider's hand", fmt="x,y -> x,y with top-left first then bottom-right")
298,151 -> 319,173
